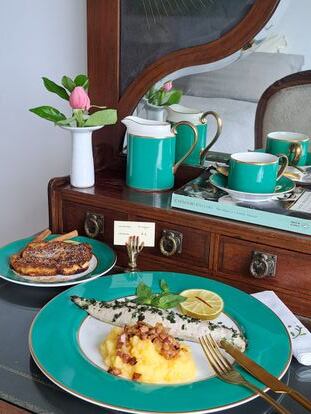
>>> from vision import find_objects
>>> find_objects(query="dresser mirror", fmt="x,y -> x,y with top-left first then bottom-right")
87,0 -> 279,171
128,0 -> 310,167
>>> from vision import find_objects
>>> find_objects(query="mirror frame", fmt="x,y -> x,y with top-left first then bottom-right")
87,0 -> 280,172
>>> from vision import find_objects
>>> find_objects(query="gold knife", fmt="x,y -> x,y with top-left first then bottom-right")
220,340 -> 311,412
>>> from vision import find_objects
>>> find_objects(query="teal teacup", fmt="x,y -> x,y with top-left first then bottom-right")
166,104 -> 222,166
266,131 -> 309,166
225,152 -> 288,193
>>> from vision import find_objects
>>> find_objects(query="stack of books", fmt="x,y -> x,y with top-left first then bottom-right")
171,169 -> 311,236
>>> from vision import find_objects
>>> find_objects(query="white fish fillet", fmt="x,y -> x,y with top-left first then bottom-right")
71,296 -> 246,351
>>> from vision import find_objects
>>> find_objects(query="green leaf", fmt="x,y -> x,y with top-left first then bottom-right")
160,279 -> 169,293
29,106 -> 66,123
161,89 -> 183,106
157,294 -> 185,309
84,109 -> 117,127
56,116 -> 76,126
150,296 -> 161,307
145,85 -> 156,100
74,74 -> 89,90
42,77 -> 69,100
61,76 -> 76,92
136,282 -> 153,300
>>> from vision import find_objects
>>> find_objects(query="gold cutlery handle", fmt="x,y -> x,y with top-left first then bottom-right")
239,379 -> 291,414
287,389 -> 311,411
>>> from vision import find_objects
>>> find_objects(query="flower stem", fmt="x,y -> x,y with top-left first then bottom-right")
73,109 -> 85,127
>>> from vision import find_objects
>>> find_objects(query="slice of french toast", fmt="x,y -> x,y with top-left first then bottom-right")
10,241 -> 92,276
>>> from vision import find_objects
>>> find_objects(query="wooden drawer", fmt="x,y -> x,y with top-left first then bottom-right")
62,200 -> 128,246
133,216 -> 211,270
216,236 -> 311,293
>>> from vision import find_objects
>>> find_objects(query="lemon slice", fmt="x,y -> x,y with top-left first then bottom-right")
179,289 -> 224,320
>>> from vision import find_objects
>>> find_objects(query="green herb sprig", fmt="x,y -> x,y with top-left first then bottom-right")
135,279 -> 185,310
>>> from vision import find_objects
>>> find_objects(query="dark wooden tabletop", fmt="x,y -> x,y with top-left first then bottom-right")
0,273 -> 310,414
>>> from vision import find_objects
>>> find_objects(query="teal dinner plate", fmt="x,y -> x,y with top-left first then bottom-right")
29,272 -> 291,413
0,235 -> 116,287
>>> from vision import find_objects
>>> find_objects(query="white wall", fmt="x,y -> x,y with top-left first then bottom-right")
0,0 -> 86,246
275,0 -> 311,69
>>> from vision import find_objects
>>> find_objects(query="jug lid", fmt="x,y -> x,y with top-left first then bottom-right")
166,104 -> 203,125
121,116 -> 174,138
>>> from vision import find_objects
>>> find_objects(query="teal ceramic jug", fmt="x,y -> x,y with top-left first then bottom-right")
166,104 -> 222,166
122,116 -> 198,191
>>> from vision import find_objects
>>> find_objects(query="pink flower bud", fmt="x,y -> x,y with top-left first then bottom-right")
69,86 -> 91,111
162,81 -> 173,92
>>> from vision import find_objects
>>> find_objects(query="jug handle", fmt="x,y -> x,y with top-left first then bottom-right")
199,111 -> 223,163
172,121 -> 198,174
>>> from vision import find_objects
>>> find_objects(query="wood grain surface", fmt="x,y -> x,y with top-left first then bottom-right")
0,400 -> 30,414
48,170 -> 311,317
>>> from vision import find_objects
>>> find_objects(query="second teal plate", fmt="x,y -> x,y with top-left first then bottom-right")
0,235 -> 116,287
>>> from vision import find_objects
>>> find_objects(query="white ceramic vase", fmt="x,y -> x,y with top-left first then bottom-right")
60,125 -> 103,188
145,101 -> 166,121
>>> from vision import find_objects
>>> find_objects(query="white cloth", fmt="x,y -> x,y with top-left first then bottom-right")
252,290 -> 311,366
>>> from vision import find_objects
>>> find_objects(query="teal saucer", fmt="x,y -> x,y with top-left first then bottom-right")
210,173 -> 295,202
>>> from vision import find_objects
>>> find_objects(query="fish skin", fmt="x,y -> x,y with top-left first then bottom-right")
71,295 -> 246,351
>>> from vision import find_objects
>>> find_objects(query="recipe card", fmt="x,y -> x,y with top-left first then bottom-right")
114,221 -> 155,247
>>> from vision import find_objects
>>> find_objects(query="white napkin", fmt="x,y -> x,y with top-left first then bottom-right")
252,290 -> 311,366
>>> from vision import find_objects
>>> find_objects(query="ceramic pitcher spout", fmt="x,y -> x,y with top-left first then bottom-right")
121,116 -> 173,138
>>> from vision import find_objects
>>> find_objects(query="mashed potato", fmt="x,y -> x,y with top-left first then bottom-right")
100,325 -> 196,384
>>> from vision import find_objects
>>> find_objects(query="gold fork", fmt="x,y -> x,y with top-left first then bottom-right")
199,335 -> 291,414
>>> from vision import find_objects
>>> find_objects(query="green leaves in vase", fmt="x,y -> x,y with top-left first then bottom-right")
42,77 -> 69,101
84,109 -> 117,127
30,74 -> 117,128
29,106 -> 66,123
145,80 -> 183,107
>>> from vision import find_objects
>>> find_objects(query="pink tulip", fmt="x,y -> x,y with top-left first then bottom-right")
162,81 -> 173,92
69,86 -> 91,111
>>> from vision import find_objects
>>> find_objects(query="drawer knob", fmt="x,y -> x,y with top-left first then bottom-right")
249,251 -> 277,279
84,212 -> 104,238
159,230 -> 183,257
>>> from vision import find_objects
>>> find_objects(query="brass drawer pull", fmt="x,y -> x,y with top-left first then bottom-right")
84,212 -> 104,238
159,230 -> 183,257
249,251 -> 277,279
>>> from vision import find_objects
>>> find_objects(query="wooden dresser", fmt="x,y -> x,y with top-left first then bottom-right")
48,0 -> 310,317
49,169 -> 311,317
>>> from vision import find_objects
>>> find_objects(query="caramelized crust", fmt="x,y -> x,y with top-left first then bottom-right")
10,241 -> 92,276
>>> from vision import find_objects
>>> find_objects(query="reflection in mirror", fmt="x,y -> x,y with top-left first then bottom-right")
120,0 -> 256,92
128,0 -> 310,167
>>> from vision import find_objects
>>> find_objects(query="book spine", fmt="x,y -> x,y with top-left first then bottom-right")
171,194 -> 311,236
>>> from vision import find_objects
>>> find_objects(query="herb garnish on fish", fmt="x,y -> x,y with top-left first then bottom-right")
134,279 -> 186,310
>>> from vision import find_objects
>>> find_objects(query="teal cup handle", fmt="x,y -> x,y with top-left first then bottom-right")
172,121 -> 198,173
199,111 -> 223,163
289,142 -> 302,165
